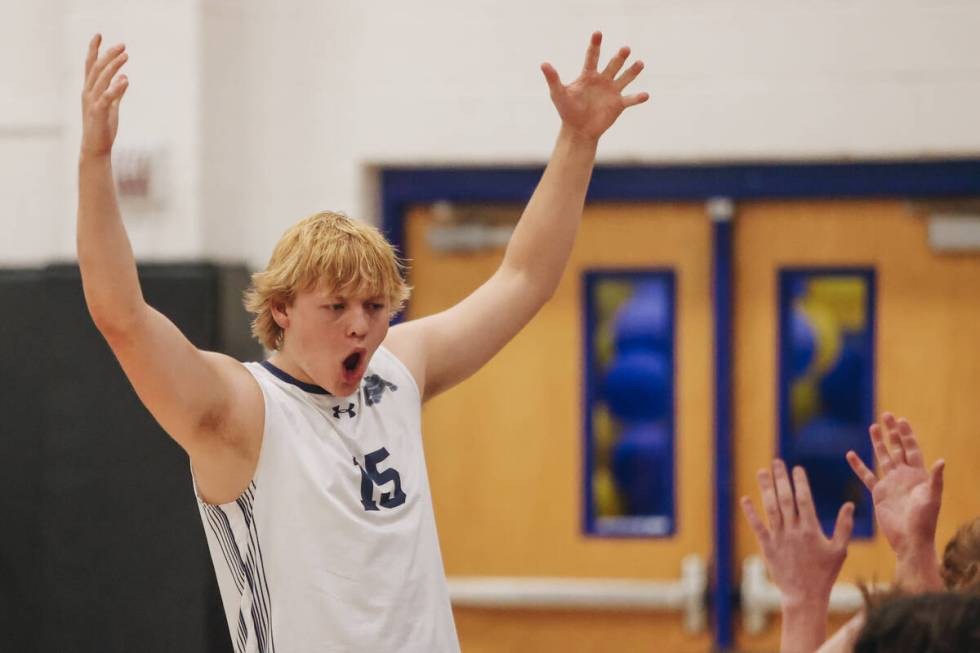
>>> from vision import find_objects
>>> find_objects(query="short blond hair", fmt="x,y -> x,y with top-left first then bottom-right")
244,211 -> 412,350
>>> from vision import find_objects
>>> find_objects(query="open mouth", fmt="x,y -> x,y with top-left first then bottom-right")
343,352 -> 361,372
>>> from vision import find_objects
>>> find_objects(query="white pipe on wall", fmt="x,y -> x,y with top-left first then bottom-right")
741,555 -> 883,635
447,554 -> 707,633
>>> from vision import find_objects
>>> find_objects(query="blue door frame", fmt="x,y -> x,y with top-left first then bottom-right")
379,158 -> 980,651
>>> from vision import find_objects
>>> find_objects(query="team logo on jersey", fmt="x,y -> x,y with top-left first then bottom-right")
363,374 -> 398,407
332,403 -> 356,419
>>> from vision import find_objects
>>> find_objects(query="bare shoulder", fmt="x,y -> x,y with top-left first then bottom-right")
198,351 -> 264,444
190,353 -> 266,504
382,320 -> 428,398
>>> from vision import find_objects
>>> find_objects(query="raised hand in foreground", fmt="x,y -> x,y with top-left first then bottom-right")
741,460 -> 854,653
846,413 -> 945,591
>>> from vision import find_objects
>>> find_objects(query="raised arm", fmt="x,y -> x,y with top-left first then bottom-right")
846,413 -> 945,592
814,612 -> 865,653
740,460 -> 854,653
384,32 -> 648,400
77,35 -> 261,503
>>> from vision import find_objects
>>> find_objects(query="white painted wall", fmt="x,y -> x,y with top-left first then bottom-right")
58,0 -> 203,262
2,0 -> 979,267
0,0 -> 65,265
0,0 -> 201,264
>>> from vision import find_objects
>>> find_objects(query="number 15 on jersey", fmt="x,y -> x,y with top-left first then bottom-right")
353,447 -> 406,511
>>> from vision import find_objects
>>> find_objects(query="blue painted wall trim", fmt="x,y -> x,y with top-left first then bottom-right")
712,215 -> 735,650
381,159 -> 980,256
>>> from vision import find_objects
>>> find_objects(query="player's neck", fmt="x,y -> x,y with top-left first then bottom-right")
266,350 -> 316,385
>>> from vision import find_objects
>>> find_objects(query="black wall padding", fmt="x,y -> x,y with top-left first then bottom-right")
0,270 -> 46,652
0,264 -> 261,653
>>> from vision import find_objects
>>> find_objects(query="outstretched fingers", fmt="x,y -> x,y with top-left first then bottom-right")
792,466 -> 819,526
601,46 -> 631,79
615,59 -> 644,91
741,496 -> 771,547
772,459 -> 798,526
929,459 -> 945,499
757,467 -> 782,532
104,75 -> 129,110
831,501 -> 856,549
896,418 -> 925,469
540,63 -> 563,96
582,31 -> 602,73
92,50 -> 128,104
84,33 -> 101,78
882,413 -> 908,466
622,92 -> 650,108
846,450 -> 877,491
86,42 -> 125,92
870,423 -> 896,474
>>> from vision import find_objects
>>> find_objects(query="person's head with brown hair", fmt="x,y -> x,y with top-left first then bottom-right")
853,591 -> 980,652
941,516 -> 980,591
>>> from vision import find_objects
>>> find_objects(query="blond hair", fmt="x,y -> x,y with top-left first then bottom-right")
942,517 -> 980,592
244,211 -> 412,350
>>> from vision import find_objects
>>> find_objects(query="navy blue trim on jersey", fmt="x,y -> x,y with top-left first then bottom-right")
237,484 -> 276,653
260,361 -> 332,395
204,504 -> 248,653
204,505 -> 247,594
205,482 -> 275,653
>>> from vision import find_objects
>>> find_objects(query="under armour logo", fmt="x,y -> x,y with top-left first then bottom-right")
364,374 -> 398,407
332,403 -> 356,419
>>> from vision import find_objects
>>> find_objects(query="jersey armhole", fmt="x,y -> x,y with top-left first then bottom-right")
191,361 -> 272,508
377,345 -> 422,402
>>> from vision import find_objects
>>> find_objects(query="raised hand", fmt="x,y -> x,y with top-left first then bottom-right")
742,460 -> 854,607
846,413 -> 945,590
741,460 -> 854,653
540,32 -> 649,143
80,34 -> 130,159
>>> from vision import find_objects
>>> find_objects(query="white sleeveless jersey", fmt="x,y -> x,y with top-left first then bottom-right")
195,346 -> 460,652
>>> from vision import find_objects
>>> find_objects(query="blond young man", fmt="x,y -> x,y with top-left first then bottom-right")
78,31 -> 648,652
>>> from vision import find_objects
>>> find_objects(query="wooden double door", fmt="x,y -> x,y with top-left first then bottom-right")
403,199 -> 980,653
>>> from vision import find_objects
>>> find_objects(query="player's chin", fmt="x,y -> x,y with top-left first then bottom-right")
337,370 -> 364,393
331,369 -> 361,395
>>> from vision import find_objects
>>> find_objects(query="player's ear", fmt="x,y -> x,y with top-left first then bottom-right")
270,301 -> 290,330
